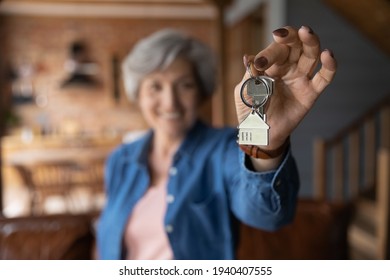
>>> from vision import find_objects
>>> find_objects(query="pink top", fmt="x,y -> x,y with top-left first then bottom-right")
123,182 -> 173,260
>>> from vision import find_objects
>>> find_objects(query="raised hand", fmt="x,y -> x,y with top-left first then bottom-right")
235,26 -> 337,153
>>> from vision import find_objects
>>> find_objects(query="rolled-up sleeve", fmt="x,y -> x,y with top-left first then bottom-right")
226,145 -> 300,231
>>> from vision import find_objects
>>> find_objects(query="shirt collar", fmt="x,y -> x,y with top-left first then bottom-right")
174,119 -> 207,161
122,119 -> 208,166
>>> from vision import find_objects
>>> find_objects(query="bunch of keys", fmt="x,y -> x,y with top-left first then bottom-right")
238,64 -> 274,146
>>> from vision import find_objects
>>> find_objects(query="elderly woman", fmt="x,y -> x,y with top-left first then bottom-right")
97,26 -> 337,260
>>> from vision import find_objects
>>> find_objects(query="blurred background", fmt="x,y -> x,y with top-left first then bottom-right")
0,0 -> 389,260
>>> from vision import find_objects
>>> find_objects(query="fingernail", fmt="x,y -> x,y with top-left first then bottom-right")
254,56 -> 268,69
301,25 -> 314,34
324,49 -> 334,58
272,28 -> 289,37
243,54 -> 249,66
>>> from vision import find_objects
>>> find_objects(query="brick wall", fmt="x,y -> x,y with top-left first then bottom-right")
0,15 -> 217,136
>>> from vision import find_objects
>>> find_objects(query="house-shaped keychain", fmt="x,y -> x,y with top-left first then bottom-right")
238,111 -> 269,146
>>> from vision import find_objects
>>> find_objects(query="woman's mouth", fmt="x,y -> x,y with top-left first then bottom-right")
160,112 -> 181,120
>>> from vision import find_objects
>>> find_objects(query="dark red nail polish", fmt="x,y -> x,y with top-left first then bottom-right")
254,56 -> 268,69
243,54 -> 249,66
272,28 -> 289,38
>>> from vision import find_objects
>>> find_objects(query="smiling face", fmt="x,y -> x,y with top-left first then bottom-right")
137,57 -> 200,141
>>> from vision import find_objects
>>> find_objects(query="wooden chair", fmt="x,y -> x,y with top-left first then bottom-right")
85,159 -> 105,194
314,95 -> 390,259
14,161 -> 77,215
72,158 -> 106,211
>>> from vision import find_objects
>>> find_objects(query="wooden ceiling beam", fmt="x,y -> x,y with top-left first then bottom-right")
323,0 -> 390,56
0,0 -> 218,19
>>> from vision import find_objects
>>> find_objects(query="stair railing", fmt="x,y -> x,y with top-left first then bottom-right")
314,95 -> 389,202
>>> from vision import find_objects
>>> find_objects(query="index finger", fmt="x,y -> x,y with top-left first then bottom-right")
253,41 -> 290,71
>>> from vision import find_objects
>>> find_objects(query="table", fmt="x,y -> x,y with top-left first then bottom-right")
6,147 -> 113,166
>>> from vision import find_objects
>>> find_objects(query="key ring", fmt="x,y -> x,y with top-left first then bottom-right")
237,61 -> 275,147
240,62 -> 273,109
240,77 -> 270,109
246,62 -> 254,78
246,61 -> 264,78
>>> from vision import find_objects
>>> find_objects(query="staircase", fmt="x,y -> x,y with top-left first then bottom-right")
323,0 -> 390,55
348,151 -> 389,259
314,95 -> 390,259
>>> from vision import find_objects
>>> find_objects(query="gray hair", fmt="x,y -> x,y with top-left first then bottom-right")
122,29 -> 217,101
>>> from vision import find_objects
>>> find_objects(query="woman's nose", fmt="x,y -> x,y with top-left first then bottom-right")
161,86 -> 179,109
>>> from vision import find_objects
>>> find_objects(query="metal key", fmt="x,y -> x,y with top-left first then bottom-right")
247,78 -> 269,110
238,76 -> 274,146
240,76 -> 274,114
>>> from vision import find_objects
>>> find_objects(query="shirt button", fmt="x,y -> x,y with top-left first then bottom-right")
167,194 -> 175,203
165,225 -> 174,233
169,167 -> 178,176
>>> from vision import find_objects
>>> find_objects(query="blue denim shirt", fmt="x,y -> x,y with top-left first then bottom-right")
97,120 -> 299,259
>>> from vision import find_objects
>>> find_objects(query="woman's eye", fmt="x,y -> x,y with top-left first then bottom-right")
178,80 -> 196,90
149,82 -> 162,93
